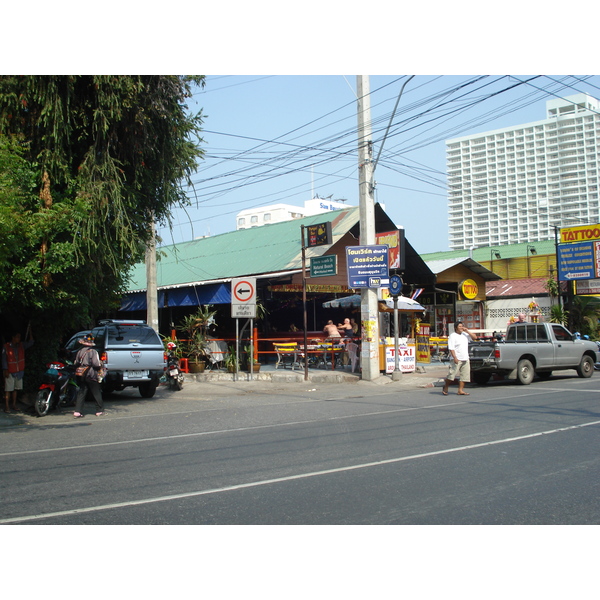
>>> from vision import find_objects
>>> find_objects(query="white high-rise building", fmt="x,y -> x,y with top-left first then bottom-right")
446,93 -> 600,250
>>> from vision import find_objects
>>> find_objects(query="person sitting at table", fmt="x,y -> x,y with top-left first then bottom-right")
323,320 -> 341,340
338,318 -> 353,339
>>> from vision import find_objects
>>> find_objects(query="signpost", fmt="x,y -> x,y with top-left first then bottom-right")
231,278 -> 257,381
389,274 -> 402,380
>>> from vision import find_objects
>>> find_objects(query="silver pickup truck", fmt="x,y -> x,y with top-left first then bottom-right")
65,320 -> 166,397
469,322 -> 600,385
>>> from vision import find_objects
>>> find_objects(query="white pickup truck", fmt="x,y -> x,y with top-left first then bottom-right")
65,320 -> 166,397
468,322 -> 600,385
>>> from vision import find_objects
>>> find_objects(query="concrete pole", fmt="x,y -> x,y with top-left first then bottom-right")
146,216 -> 159,332
357,75 -> 380,380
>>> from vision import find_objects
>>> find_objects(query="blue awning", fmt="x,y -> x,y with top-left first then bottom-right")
119,283 -> 231,311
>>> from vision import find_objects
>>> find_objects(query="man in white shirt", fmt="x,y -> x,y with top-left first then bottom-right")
442,321 -> 477,396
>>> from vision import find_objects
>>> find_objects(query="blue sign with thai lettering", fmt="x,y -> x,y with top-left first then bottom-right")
557,241 -> 597,281
346,245 -> 389,288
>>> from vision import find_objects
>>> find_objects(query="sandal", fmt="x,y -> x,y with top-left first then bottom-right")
95,412 -> 106,417
73,412 -> 83,418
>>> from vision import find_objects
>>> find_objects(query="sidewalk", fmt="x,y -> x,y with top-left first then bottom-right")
187,361 -> 449,388
0,361 -> 452,426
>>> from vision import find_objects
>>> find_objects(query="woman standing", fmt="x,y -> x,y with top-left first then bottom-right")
73,334 -> 105,418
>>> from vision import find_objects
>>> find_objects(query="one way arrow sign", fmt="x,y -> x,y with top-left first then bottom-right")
231,278 -> 256,305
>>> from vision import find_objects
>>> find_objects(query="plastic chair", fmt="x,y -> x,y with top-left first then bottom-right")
346,342 -> 359,373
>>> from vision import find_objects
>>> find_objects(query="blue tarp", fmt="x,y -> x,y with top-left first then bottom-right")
119,283 -> 231,311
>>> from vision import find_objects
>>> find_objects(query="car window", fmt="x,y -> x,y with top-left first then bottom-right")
65,332 -> 88,353
91,327 -> 105,348
516,325 -> 526,341
526,325 -> 537,341
552,325 -> 572,341
105,325 -> 161,346
506,327 -> 516,341
536,325 -> 548,341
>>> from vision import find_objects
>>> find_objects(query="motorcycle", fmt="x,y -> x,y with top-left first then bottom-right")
35,361 -> 79,417
165,343 -> 184,391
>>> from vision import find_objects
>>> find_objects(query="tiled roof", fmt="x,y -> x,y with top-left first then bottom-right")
486,278 -> 549,298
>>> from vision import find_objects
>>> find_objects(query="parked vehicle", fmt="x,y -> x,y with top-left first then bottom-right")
469,322 -> 600,385
35,361 -> 79,417
64,320 -> 166,398
165,342 -> 184,391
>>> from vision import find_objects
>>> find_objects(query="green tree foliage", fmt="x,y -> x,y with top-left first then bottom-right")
0,76 -> 205,382
567,295 -> 600,338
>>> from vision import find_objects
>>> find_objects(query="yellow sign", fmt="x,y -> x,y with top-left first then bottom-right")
560,223 -> 600,243
460,278 -> 478,300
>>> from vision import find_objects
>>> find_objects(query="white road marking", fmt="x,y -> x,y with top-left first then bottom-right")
2,418 -> 599,524
0,386 -> 590,458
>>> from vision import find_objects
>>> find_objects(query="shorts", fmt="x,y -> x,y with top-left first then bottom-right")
4,373 -> 24,392
447,360 -> 470,382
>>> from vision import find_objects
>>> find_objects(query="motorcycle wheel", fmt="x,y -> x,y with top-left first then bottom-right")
35,389 -> 53,417
170,375 -> 183,391
61,385 -> 78,407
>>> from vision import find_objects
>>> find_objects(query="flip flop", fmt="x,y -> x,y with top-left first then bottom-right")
457,392 -> 470,395
442,390 -> 448,396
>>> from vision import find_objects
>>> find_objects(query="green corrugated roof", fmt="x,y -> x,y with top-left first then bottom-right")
127,207 -> 361,291
421,239 -> 557,263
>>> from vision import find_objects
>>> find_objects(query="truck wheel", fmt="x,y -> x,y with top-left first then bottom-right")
139,381 -> 157,398
517,359 -> 534,385
473,372 -> 491,385
576,355 -> 594,378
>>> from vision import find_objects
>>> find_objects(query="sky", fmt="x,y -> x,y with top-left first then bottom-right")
157,74 -> 600,254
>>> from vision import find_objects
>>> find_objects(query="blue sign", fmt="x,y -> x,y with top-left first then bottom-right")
346,245 -> 389,288
389,274 -> 402,297
557,242 -> 597,281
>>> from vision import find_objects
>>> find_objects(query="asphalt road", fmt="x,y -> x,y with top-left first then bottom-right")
1,372 -> 600,525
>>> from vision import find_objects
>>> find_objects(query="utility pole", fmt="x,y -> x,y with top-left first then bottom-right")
146,215 -> 159,332
357,75 -> 380,380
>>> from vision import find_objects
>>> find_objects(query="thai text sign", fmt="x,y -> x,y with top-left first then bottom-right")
346,245 -> 389,288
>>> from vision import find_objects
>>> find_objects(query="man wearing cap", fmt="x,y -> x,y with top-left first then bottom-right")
73,334 -> 106,418
442,321 -> 477,396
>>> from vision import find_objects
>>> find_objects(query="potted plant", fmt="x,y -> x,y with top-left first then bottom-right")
186,331 -> 210,372
177,305 -> 217,372
243,344 -> 261,373
225,345 -> 238,373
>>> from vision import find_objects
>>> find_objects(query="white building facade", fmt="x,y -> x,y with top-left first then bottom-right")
446,93 -> 600,250
236,197 -> 352,230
